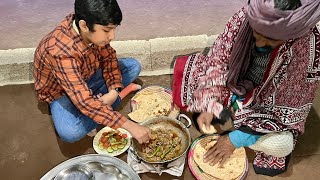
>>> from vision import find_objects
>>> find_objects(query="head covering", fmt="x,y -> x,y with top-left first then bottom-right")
248,0 -> 320,40
227,0 -> 320,97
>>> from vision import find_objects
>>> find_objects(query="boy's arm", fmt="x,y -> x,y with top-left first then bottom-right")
50,54 -> 126,129
99,45 -> 124,91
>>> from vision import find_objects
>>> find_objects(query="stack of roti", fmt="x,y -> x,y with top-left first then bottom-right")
128,91 -> 171,122
193,140 -> 246,180
201,124 -> 217,134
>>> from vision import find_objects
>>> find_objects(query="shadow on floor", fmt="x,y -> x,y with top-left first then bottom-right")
292,107 -> 320,159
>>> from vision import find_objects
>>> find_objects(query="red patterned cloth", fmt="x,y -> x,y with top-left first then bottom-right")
172,55 -> 189,111
172,54 -> 228,118
173,7 -> 320,174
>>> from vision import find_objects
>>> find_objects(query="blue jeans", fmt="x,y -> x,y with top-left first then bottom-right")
50,58 -> 141,143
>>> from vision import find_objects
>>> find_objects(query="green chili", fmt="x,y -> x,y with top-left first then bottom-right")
147,146 -> 161,158
160,145 -> 174,159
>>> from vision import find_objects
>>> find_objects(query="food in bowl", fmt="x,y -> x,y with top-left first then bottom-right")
98,130 -> 128,153
141,129 -> 182,162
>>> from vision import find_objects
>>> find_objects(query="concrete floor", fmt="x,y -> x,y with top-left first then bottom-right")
0,0 -> 245,50
2,0 -> 320,179
0,75 -> 320,180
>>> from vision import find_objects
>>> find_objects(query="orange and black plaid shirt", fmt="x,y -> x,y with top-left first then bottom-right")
33,14 -> 126,129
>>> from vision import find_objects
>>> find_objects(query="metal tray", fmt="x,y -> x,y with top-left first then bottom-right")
41,154 -> 140,180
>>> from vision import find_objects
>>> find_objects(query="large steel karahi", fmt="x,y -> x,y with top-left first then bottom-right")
141,128 -> 182,162
131,114 -> 192,164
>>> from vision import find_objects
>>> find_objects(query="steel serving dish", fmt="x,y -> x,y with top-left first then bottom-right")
54,164 -> 94,180
41,154 -> 140,180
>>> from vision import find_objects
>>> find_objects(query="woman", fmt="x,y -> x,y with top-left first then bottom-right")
173,0 -> 320,176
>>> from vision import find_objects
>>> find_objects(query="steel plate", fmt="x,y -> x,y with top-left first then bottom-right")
41,154 -> 140,180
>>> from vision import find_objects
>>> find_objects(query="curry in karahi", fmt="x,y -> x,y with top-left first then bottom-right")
141,129 -> 182,162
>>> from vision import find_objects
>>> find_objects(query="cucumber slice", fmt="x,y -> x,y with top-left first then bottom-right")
110,138 -> 117,143
122,139 -> 128,145
107,146 -> 114,153
98,143 -> 104,150
111,142 -> 122,145
118,144 -> 125,149
112,145 -> 118,151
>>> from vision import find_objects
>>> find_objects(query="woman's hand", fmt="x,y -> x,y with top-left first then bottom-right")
197,112 -> 214,133
204,135 -> 236,166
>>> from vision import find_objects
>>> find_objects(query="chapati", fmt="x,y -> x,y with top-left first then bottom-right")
201,124 -> 217,134
128,93 -> 171,122
193,140 -> 246,180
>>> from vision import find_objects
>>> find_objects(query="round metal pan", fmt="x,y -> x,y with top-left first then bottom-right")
54,164 -> 93,180
40,154 -> 140,180
131,114 -> 192,164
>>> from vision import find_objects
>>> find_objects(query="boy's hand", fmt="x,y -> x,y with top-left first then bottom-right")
122,120 -> 151,144
96,90 -> 118,105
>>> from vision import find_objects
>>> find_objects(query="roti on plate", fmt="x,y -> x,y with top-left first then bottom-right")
193,140 -> 246,180
201,124 -> 217,134
128,92 -> 171,122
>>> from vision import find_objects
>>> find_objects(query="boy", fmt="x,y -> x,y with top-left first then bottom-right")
33,0 -> 151,143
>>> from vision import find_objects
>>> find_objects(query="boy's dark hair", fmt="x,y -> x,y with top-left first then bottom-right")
274,0 -> 302,10
74,0 -> 122,32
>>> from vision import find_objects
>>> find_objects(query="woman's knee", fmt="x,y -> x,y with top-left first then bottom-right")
250,131 -> 294,157
267,140 -> 293,157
